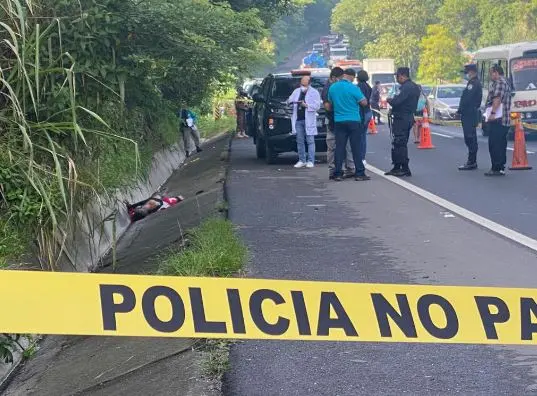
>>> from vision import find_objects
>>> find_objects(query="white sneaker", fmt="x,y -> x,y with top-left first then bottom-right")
294,161 -> 306,168
306,161 -> 315,168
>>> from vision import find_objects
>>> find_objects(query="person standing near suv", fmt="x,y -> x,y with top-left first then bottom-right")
327,68 -> 371,181
322,67 -> 355,179
287,75 -> 322,168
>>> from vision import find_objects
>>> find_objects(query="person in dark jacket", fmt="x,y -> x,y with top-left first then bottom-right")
370,81 -> 382,125
357,70 -> 373,164
385,67 -> 421,177
457,64 -> 483,170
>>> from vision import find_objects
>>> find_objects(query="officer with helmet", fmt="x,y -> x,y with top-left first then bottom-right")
457,64 -> 483,170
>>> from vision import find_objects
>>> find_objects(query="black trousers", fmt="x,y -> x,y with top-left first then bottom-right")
334,121 -> 365,177
488,121 -> 509,171
391,115 -> 414,169
461,113 -> 478,164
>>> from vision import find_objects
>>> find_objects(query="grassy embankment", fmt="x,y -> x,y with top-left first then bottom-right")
159,217 -> 247,382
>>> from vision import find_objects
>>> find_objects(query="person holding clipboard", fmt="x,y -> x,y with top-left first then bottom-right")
484,64 -> 512,176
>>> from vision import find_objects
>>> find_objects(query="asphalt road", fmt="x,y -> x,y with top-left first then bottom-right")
365,121 -> 537,240
224,136 -> 537,395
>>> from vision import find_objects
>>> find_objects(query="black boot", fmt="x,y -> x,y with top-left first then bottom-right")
392,168 -> 412,177
384,165 -> 401,176
458,162 -> 477,170
196,146 -> 203,153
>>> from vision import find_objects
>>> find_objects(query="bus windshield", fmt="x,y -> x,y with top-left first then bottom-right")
511,57 -> 537,91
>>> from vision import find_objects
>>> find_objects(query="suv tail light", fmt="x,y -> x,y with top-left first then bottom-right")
291,69 -> 312,76
268,118 -> 275,130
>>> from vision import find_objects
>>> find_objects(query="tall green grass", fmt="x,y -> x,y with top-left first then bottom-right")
197,115 -> 236,139
0,0 -> 136,269
159,218 -> 247,277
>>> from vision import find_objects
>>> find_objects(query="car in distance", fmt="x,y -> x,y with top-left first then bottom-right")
248,69 -> 329,164
428,84 -> 466,121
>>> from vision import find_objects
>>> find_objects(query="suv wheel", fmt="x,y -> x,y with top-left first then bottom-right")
265,139 -> 277,164
256,136 -> 266,159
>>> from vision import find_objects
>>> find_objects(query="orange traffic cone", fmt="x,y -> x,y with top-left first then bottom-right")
368,117 -> 377,134
418,108 -> 435,149
509,117 -> 532,170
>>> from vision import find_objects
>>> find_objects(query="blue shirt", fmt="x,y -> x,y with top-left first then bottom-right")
328,80 -> 365,123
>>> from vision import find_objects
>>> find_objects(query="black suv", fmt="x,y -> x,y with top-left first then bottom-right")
247,70 -> 329,164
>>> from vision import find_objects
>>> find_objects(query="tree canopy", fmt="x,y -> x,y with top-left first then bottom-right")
418,24 -> 466,83
332,0 -> 537,82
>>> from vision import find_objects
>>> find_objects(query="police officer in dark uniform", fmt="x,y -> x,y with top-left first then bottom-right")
386,67 -> 421,177
457,64 -> 483,170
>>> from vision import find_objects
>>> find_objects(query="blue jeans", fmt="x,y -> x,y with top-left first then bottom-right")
334,121 -> 366,177
296,120 -> 315,163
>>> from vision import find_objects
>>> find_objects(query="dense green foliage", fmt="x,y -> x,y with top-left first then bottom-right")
332,0 -> 537,82
0,0 -> 281,268
418,25 -> 466,83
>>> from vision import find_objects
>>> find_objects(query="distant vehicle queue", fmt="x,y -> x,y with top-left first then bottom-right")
241,39 -> 537,155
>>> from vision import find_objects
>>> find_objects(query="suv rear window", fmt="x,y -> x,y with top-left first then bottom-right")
271,77 -> 328,100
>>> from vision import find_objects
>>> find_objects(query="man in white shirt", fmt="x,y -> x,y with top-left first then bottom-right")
287,76 -> 322,168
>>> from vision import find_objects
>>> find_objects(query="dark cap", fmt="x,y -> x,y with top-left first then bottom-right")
490,63 -> 504,75
357,70 -> 369,82
462,63 -> 477,73
330,67 -> 344,78
343,68 -> 356,77
395,67 -> 410,77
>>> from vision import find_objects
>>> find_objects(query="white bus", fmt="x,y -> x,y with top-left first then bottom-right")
474,41 -> 537,137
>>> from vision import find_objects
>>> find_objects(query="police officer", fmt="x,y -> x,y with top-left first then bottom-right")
457,64 -> 483,170
386,67 -> 421,177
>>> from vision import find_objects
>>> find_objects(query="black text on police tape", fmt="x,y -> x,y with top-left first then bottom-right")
99,285 -> 537,341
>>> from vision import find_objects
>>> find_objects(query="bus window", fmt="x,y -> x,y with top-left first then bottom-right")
511,56 -> 537,91
480,60 -> 492,88
497,58 -> 509,78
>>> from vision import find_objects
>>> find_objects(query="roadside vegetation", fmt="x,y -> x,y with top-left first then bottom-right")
0,0 -> 275,270
159,217 -> 246,277
158,216 -> 247,385
332,0 -> 537,83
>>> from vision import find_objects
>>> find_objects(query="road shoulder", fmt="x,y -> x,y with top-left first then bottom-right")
1,135 -> 232,396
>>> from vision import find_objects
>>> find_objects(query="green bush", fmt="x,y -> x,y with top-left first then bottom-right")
160,218 -> 247,277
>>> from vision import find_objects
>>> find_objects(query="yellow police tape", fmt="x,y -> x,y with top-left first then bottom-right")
3,270 -> 537,345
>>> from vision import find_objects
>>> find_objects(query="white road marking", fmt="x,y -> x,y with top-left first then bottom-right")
366,164 -> 537,253
259,176 -> 310,180
431,126 -> 535,154
431,126 -> 461,135
297,196 -> 323,198
431,132 -> 454,139
507,147 -> 535,154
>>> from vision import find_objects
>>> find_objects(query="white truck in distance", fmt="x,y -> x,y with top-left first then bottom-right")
362,59 -> 395,84
329,45 -> 348,62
